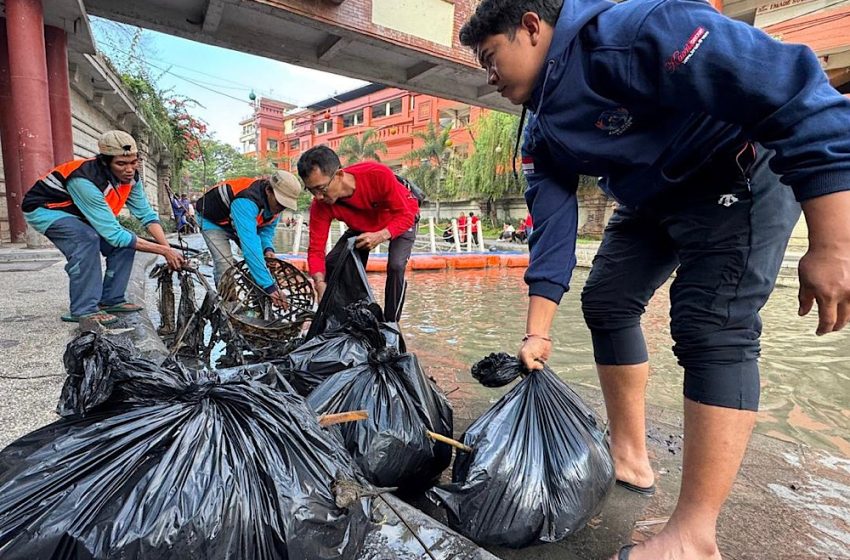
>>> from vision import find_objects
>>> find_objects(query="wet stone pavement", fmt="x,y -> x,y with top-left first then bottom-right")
1,242 -> 849,559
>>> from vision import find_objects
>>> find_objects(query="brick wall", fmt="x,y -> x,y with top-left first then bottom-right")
256,0 -> 478,67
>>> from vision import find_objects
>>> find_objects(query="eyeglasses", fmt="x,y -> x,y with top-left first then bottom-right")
306,168 -> 339,197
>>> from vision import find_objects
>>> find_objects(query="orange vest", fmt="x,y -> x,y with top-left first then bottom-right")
197,177 -> 277,228
22,158 -> 135,217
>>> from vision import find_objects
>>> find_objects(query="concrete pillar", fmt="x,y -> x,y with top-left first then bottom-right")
0,23 -> 26,243
5,0 -> 54,247
45,25 -> 74,163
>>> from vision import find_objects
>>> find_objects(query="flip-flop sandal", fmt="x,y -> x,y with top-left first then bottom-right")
618,544 -> 636,559
616,479 -> 656,496
99,302 -> 144,313
61,311 -> 119,325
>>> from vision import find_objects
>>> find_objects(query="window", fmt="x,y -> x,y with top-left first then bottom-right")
267,139 -> 279,152
371,98 -> 403,119
314,120 -> 333,135
342,110 -> 364,128
289,139 -> 300,150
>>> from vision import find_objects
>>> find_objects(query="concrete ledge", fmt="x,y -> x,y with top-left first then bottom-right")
0,245 -> 63,263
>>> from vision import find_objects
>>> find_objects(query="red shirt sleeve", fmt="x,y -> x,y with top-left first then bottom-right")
307,200 -> 332,275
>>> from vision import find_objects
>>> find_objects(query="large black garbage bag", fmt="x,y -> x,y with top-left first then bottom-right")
306,343 -> 453,490
430,353 -> 614,548
287,303 -> 402,396
0,333 -> 370,560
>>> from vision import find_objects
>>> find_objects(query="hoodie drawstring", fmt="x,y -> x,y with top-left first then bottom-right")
512,60 -> 556,184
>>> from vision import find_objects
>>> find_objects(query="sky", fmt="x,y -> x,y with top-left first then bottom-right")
90,18 -> 367,148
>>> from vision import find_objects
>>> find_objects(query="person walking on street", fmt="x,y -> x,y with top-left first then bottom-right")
460,1 -> 850,558
195,171 -> 301,308
22,130 -> 185,325
298,145 -> 419,322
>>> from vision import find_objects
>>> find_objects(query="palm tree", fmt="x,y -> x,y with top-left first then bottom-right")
403,122 -> 453,220
337,129 -> 388,164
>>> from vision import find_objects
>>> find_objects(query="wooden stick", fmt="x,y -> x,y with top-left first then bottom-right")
427,430 -> 472,453
319,410 -> 369,427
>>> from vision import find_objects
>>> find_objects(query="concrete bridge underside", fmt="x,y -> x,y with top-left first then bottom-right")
82,0 -> 774,116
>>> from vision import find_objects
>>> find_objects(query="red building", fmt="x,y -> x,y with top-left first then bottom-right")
263,84 -> 484,172
239,97 -> 297,160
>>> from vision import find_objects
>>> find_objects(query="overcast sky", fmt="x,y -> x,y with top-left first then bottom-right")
91,18 -> 368,147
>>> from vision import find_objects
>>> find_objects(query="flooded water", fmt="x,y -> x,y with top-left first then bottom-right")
171,231 -> 850,457
368,267 -> 850,458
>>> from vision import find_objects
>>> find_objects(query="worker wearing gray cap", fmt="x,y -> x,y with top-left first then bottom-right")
22,130 -> 185,326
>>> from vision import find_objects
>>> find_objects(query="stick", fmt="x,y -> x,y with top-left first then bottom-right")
426,431 -> 472,453
318,410 -> 369,427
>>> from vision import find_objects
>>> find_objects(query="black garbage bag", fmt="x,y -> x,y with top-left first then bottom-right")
306,237 -> 378,338
0,333 -> 370,560
470,351 -> 523,388
429,353 -> 614,548
287,302 -> 402,396
306,343 -> 453,490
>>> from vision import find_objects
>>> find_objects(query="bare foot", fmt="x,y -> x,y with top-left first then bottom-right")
611,522 -> 721,560
612,451 -> 655,489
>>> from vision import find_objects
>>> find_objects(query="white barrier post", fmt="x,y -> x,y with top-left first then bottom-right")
451,219 -> 461,253
428,216 -> 437,253
292,214 -> 303,253
479,220 -> 486,252
466,218 -> 473,252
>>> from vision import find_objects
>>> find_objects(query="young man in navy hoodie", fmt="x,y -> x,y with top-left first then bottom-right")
460,1 -> 850,558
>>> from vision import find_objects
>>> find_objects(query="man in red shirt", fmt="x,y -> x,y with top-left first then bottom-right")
297,145 -> 419,322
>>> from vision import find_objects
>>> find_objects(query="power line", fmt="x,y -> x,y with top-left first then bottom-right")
96,37 -> 303,107
98,37 -> 255,91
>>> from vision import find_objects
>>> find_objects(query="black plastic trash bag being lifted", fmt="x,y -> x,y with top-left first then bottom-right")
0,333 -> 370,560
299,239 -> 453,489
430,353 -> 614,548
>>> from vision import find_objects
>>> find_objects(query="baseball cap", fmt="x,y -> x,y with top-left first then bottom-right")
269,170 -> 301,210
98,130 -> 138,156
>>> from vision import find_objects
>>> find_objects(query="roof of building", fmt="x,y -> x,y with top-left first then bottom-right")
306,83 -> 388,111
764,4 -> 850,53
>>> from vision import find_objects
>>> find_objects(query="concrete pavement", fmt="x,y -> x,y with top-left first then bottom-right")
0,242 -> 848,559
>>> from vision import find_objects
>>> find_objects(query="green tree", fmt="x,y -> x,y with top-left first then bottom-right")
337,129 -> 388,164
459,111 -> 525,224
182,138 -> 278,193
94,24 -> 208,186
402,122 -> 454,220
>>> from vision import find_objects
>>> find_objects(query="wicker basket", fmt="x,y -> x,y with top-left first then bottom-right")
217,257 -> 315,348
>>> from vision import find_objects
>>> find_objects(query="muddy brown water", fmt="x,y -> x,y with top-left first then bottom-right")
375,267 -> 850,458
158,232 -> 850,458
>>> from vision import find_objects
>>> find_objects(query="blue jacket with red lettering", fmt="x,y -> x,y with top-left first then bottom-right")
522,0 -> 850,303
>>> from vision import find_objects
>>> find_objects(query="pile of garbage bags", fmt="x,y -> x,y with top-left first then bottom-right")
0,233 -> 618,557
0,333 -> 371,560
430,353 -> 615,548
286,303 -> 402,396
292,240 -> 453,489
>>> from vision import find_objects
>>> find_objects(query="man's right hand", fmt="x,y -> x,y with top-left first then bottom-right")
270,289 -> 289,310
163,248 -> 185,271
519,335 -> 552,371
